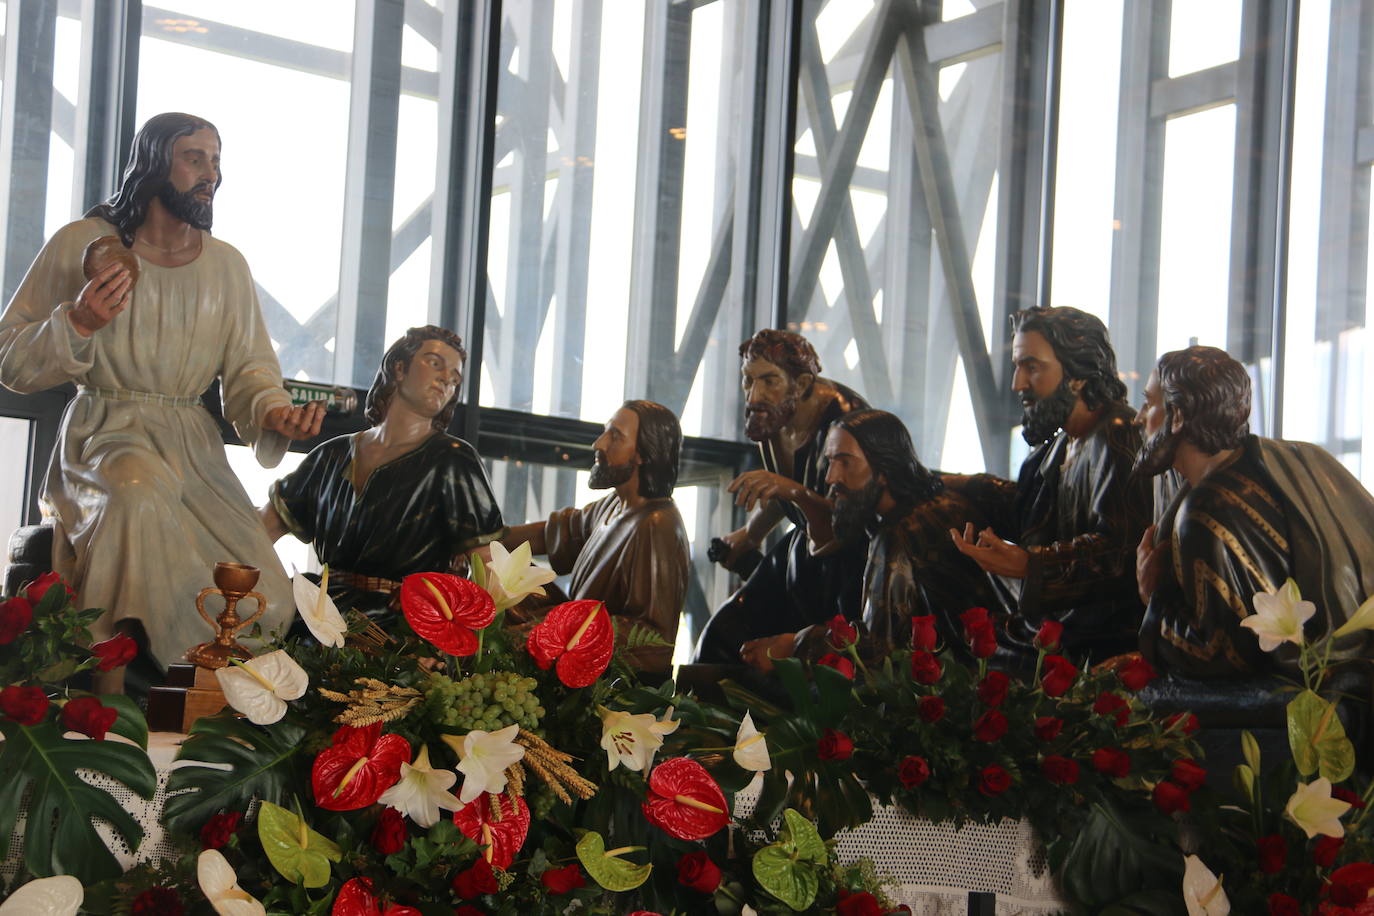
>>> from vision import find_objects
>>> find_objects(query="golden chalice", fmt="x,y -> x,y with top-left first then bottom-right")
186,561 -> 267,668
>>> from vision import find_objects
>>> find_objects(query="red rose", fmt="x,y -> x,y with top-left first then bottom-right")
0,685 -> 49,726
977,671 -> 1010,707
91,633 -> 138,672
1090,747 -> 1130,778
61,696 -> 117,741
452,858 -> 498,899
1258,834 -> 1287,873
24,571 -> 73,604
973,709 -> 1008,743
1092,692 -> 1130,727
818,728 -> 854,761
454,908 -> 485,916
817,653 -> 855,679
1152,780 -> 1191,814
960,608 -> 998,658
0,596 -> 33,645
1164,711 -> 1200,735
1334,787 -> 1368,810
917,695 -> 945,723
911,615 -> 938,651
1118,655 -> 1158,691
1041,755 -> 1079,785
828,615 -> 858,649
1315,836 -> 1345,868
676,851 -> 721,893
1034,620 -> 1063,651
199,811 -> 242,850
1034,716 -> 1063,742
1268,893 -> 1301,916
370,806 -> 407,855
910,650 -> 942,685
1040,655 -> 1077,697
1328,863 -> 1374,905
835,890 -> 883,916
960,607 -> 990,630
1170,758 -> 1207,792
976,764 -> 1011,796
898,755 -> 930,788
131,887 -> 184,916
541,863 -> 585,895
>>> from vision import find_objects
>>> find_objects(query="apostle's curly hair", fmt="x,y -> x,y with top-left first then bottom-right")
365,326 -> 468,432
1010,306 -> 1128,410
739,329 -> 822,386
1156,346 -> 1251,454
621,400 -> 682,499
833,409 -> 943,510
86,112 -> 221,247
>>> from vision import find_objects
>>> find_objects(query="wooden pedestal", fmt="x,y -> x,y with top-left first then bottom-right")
146,663 -> 228,732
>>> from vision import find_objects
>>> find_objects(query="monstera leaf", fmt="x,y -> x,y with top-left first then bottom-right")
0,715 -> 156,884
752,809 -> 828,911
574,831 -> 651,891
1288,689 -> 1356,783
1057,801 -> 1184,911
163,711 -> 308,835
256,801 -> 342,887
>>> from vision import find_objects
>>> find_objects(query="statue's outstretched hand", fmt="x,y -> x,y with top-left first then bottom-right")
728,469 -> 802,512
263,401 -> 326,440
950,523 -> 1030,579
69,262 -> 133,337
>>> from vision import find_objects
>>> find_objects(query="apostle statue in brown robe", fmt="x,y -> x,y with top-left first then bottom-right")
499,400 -> 690,673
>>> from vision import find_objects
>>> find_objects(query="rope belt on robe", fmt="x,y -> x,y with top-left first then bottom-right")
78,385 -> 204,408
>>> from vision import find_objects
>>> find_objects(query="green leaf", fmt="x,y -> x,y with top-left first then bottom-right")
256,801 -> 341,887
623,624 -> 673,650
1233,763 -> 1256,803
99,694 -> 149,750
811,663 -> 853,727
772,657 -> 812,712
163,712 -> 308,835
1058,802 -> 1183,908
1241,729 -> 1261,775
1287,689 -> 1356,782
574,831 -> 651,891
718,680 -> 787,720
780,808 -> 826,863
752,844 -> 819,911
0,718 -> 157,884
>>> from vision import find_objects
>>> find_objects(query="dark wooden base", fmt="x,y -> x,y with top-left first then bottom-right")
146,663 -> 228,732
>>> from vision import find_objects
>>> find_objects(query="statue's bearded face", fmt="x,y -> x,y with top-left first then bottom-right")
158,127 -> 220,230
1132,369 -> 1178,477
824,427 -> 883,543
590,406 -> 639,489
741,357 -> 801,442
1012,330 -> 1080,445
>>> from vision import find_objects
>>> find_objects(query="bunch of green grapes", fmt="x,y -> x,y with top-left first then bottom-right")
426,671 -> 544,732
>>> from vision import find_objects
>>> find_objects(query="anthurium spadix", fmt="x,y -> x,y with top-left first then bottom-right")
0,876 -> 83,916
1181,855 -> 1229,916
198,849 -> 267,916
215,650 -> 308,725
733,711 -> 771,772
292,566 -> 346,648
483,541 -> 557,611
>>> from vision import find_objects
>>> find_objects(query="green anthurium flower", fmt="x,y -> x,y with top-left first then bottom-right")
574,830 -> 652,891
751,809 -> 828,912
256,800 -> 342,887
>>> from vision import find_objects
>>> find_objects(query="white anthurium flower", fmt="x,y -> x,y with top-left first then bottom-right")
215,649 -> 309,725
599,706 -> 680,773
292,566 -> 347,648
1181,855 -> 1229,916
198,849 -> 267,916
741,908 -> 758,916
0,875 -> 83,915
1333,592 -> 1374,639
1240,579 -> 1316,652
442,723 -> 526,804
484,541 -> 557,610
733,711 -> 771,772
378,743 -> 463,827
1285,777 -> 1353,838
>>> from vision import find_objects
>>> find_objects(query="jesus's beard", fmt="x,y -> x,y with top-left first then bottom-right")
589,453 -> 635,489
158,182 -> 214,230
829,478 -> 883,543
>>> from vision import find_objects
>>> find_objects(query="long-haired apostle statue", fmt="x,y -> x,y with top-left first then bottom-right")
0,112 -> 324,676
261,326 -> 505,615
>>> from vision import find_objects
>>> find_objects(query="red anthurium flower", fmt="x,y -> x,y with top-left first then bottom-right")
312,724 -> 410,811
400,573 -> 495,656
642,757 -> 729,840
526,600 -> 614,688
453,791 -> 530,869
332,877 -> 422,916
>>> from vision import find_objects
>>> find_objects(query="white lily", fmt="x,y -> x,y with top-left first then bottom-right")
378,744 -> 463,827
442,723 -> 526,804
599,706 -> 680,773
484,541 -> 557,610
1333,592 -> 1374,639
733,711 -> 771,772
292,566 -> 347,648
1240,579 -> 1315,652
1181,855 -> 1229,916
215,649 -> 309,725
198,849 -> 267,916
1284,777 -> 1352,838
0,875 -> 83,915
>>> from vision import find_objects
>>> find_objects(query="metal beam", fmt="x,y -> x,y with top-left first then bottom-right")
1148,61 -> 1239,119
72,0 -> 141,216
924,3 -> 1003,66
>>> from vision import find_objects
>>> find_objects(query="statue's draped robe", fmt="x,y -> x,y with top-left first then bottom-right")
694,381 -> 871,664
968,404 -> 1152,662
1141,435 -> 1374,677
0,218 -> 295,667
269,432 -> 505,614
544,493 -> 690,672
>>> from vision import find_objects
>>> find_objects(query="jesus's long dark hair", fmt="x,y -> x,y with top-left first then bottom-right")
86,112 -> 221,246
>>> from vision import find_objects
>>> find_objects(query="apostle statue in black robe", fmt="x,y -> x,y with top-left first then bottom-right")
260,326 -> 505,615
1133,346 -> 1374,676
